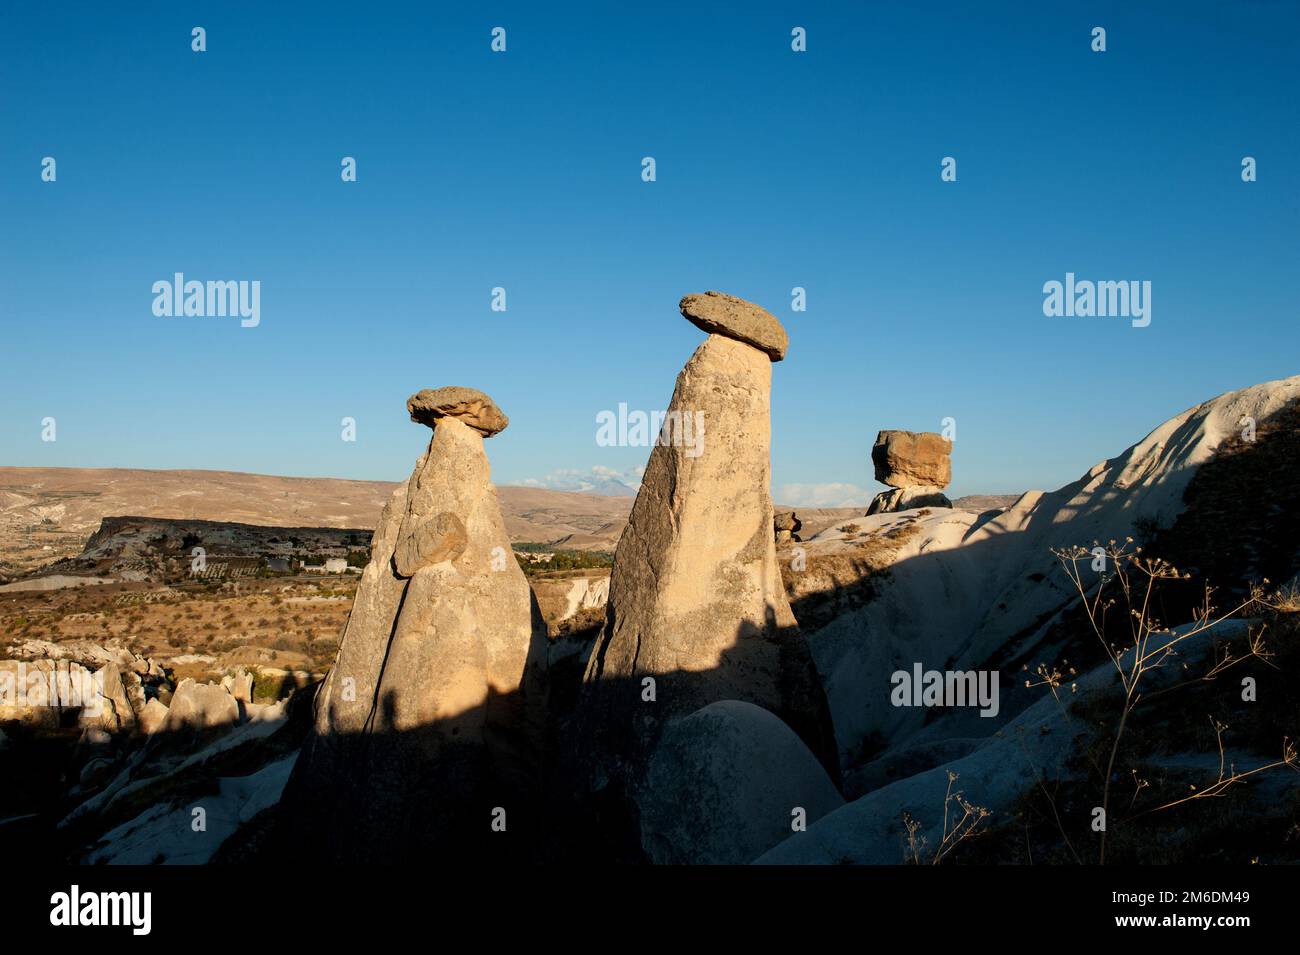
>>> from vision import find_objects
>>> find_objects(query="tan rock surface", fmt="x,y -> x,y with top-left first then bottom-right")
284,394 -> 546,861
139,697 -> 169,736
582,309 -> 839,843
774,510 -> 801,543
406,386 -> 509,437
679,291 -> 789,361
872,430 -> 952,488
161,679 -> 239,733
866,485 -> 953,514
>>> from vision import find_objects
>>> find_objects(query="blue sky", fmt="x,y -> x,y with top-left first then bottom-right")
2,1 -> 1297,504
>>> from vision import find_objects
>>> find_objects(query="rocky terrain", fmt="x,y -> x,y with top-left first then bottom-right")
2,291 -> 1296,867
16,516 -> 370,585
0,468 -> 1005,585
0,468 -> 633,581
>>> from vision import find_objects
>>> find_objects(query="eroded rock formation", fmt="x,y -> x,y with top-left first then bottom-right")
578,291 -> 839,861
867,429 -> 954,514
774,510 -> 801,544
282,387 -> 547,861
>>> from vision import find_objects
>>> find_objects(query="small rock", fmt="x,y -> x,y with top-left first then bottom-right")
139,698 -> 169,736
80,662 -> 137,732
774,510 -> 802,544
221,667 -> 255,704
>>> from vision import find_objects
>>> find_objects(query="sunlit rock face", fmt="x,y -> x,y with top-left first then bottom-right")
578,293 -> 839,862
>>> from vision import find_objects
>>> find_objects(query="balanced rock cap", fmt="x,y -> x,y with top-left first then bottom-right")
407,386 -> 509,437
679,291 -> 788,361
872,430 -> 952,489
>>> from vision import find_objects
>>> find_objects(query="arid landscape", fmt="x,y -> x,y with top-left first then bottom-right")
5,11 -> 1297,935
2,292 -> 1297,871
0,467 -> 641,577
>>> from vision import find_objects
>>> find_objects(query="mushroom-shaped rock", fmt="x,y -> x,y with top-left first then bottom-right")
680,291 -> 789,361
579,291 -> 838,856
406,386 -> 509,437
280,392 -> 548,863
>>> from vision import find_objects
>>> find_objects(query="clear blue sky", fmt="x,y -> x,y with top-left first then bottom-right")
2,2 -> 1296,504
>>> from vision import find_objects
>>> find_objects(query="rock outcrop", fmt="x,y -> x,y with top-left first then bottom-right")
161,679 -> 240,733
866,485 -> 951,515
88,662 -> 138,732
282,387 -> 547,862
579,291 -> 839,860
139,697 -> 169,735
220,668 -> 254,704
868,430 -> 953,514
531,574 -> 611,630
774,510 -> 801,544
0,653 -> 155,733
638,700 -> 844,864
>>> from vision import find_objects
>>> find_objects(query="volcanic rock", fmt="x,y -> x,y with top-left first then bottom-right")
867,486 -> 953,515
872,430 -> 952,489
580,293 -> 838,860
161,679 -> 239,733
774,510 -> 802,544
406,386 -> 509,437
679,291 -> 789,361
282,388 -> 547,861
638,700 -> 844,864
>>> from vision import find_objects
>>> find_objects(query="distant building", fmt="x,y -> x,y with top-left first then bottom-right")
264,557 -> 291,573
323,557 -> 348,574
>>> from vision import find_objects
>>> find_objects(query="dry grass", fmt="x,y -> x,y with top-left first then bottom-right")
781,519 -> 923,631
0,578 -> 355,671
